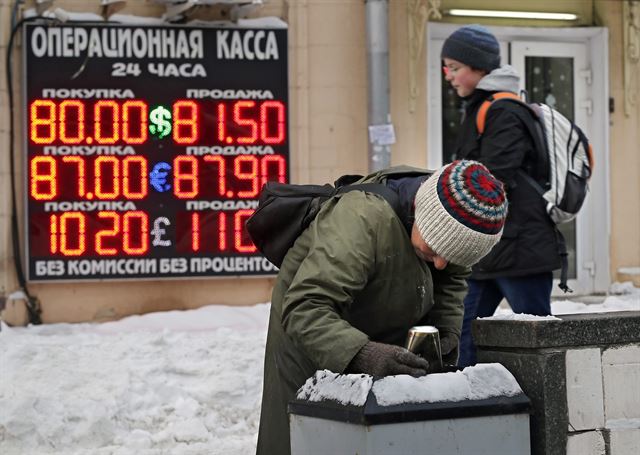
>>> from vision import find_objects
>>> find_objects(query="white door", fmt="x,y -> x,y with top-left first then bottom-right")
511,41 -> 593,296
427,24 -> 609,295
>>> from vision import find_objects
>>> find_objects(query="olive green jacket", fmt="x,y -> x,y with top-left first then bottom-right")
256,167 -> 470,455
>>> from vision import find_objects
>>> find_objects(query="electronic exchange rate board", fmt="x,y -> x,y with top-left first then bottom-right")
24,23 -> 288,280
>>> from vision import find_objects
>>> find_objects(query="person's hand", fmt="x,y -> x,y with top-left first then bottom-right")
347,341 -> 429,376
440,333 -> 459,366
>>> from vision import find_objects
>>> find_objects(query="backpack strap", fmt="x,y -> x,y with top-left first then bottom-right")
334,174 -> 364,187
516,169 -> 571,293
476,92 -> 523,135
477,94 -> 550,185
516,168 -> 545,195
554,227 -> 573,293
336,183 -> 401,216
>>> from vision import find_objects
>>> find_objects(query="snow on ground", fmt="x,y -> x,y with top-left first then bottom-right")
0,304 -> 271,455
0,283 -> 638,454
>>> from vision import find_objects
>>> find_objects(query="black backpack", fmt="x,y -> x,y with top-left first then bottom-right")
245,175 -> 401,267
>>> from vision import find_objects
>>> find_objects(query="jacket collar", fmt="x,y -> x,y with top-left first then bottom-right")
464,64 -> 521,113
476,65 -> 520,93
385,175 -> 430,235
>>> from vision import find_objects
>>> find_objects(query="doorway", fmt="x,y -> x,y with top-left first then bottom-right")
426,24 -> 610,295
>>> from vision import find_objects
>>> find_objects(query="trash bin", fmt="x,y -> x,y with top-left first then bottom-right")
289,365 -> 531,455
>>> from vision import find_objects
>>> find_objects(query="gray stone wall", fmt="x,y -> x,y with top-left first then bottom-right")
474,311 -> 640,455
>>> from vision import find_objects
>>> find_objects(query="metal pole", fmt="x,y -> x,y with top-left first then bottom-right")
365,0 -> 391,172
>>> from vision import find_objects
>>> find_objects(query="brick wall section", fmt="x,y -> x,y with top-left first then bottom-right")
566,431 -> 605,455
475,312 -> 640,455
566,348 -> 605,431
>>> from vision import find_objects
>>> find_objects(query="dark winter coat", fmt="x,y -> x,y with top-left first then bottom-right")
256,166 -> 470,455
454,66 -> 562,279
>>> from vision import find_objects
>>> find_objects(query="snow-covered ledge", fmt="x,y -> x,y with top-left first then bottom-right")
289,364 -> 531,455
473,311 -> 640,455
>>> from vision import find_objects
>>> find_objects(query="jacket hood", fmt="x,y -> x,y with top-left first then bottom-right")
476,65 -> 520,93
385,175 -> 430,235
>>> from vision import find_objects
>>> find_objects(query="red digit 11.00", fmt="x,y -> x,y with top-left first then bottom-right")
190,209 -> 256,253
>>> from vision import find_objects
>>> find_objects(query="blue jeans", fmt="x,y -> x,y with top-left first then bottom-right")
458,273 -> 553,367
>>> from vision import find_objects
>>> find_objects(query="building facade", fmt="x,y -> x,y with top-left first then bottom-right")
1,0 -> 638,323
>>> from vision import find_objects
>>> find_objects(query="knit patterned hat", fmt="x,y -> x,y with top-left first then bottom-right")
414,160 -> 507,267
441,24 -> 500,72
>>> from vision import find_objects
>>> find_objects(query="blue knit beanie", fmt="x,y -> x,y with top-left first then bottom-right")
441,25 -> 500,72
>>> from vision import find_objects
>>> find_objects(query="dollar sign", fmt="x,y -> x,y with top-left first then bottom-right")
149,106 -> 172,139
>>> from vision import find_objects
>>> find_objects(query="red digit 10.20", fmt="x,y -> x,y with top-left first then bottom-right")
49,211 -> 149,256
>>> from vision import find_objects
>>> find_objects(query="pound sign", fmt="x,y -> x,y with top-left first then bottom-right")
151,217 -> 171,247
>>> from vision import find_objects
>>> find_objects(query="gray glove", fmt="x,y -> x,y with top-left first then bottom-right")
440,333 -> 460,366
348,341 -> 429,377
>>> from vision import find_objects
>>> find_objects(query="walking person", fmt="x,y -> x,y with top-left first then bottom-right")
440,24 -> 562,367
256,159 -> 508,455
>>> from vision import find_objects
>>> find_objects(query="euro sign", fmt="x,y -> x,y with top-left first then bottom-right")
149,106 -> 172,139
150,162 -> 171,192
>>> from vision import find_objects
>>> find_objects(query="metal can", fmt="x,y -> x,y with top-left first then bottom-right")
405,325 -> 443,373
